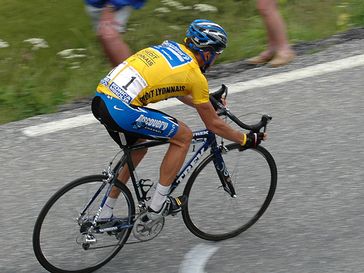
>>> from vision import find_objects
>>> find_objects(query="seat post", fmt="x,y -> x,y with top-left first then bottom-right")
118,132 -> 127,146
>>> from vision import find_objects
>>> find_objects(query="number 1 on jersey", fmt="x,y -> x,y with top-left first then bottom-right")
122,76 -> 136,90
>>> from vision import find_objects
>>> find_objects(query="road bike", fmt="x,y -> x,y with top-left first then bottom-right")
33,84 -> 277,273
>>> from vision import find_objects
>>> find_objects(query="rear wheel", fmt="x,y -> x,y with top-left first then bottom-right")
182,144 -> 277,241
33,175 -> 135,273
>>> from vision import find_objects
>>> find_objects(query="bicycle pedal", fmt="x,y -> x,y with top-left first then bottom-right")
169,210 -> 181,217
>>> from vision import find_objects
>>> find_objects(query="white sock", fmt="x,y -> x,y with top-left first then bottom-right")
150,183 -> 171,212
99,197 -> 117,219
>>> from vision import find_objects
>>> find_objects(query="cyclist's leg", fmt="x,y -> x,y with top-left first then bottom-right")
116,138 -> 147,183
148,121 -> 191,214
98,135 -> 146,218
159,120 -> 192,186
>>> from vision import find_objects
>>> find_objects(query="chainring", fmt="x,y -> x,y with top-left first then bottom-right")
132,211 -> 165,242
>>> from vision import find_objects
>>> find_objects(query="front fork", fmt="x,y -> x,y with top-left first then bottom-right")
212,145 -> 237,197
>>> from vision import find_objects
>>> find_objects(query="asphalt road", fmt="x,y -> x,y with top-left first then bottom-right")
0,38 -> 363,273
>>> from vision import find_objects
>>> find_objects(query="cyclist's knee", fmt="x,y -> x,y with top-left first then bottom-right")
172,124 -> 192,148
180,125 -> 193,143
184,131 -> 193,147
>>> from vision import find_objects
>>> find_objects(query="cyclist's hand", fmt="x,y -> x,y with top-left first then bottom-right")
243,132 -> 267,147
221,97 -> 227,106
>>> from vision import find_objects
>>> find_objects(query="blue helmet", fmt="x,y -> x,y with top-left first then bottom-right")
186,19 -> 227,54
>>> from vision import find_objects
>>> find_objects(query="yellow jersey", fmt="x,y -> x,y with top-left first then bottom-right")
96,40 -> 209,106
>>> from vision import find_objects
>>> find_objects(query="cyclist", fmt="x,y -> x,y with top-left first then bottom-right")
91,19 -> 267,222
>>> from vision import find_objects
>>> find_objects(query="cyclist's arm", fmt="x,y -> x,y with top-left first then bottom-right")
177,94 -> 226,108
177,95 -> 194,107
195,102 -> 245,143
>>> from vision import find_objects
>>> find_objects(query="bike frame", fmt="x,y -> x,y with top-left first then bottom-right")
120,128 -> 231,205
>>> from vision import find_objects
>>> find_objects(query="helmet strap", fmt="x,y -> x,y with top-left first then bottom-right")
199,50 -> 216,73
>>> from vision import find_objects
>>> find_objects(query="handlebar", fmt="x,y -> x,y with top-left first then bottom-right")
209,84 -> 272,133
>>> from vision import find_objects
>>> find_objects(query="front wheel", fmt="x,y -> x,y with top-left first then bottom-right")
182,144 -> 277,241
33,175 -> 135,273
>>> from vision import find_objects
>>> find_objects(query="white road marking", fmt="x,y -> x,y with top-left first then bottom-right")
178,243 -> 219,273
22,114 -> 96,137
227,53 -> 364,93
22,53 -> 364,137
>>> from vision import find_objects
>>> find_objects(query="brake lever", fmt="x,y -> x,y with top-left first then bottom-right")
262,115 -> 272,133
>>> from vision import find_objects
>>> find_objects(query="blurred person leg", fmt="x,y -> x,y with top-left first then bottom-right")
86,5 -> 132,67
247,0 -> 295,66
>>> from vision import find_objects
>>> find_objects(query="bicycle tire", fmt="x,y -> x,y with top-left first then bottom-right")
182,144 -> 277,241
33,175 -> 135,273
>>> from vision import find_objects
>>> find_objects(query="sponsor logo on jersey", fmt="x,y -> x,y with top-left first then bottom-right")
139,85 -> 186,102
155,85 -> 186,96
109,82 -> 132,104
162,41 -> 191,62
152,41 -> 192,68
137,49 -> 159,67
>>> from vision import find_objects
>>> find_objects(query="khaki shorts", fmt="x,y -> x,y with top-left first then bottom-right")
85,5 -> 132,33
